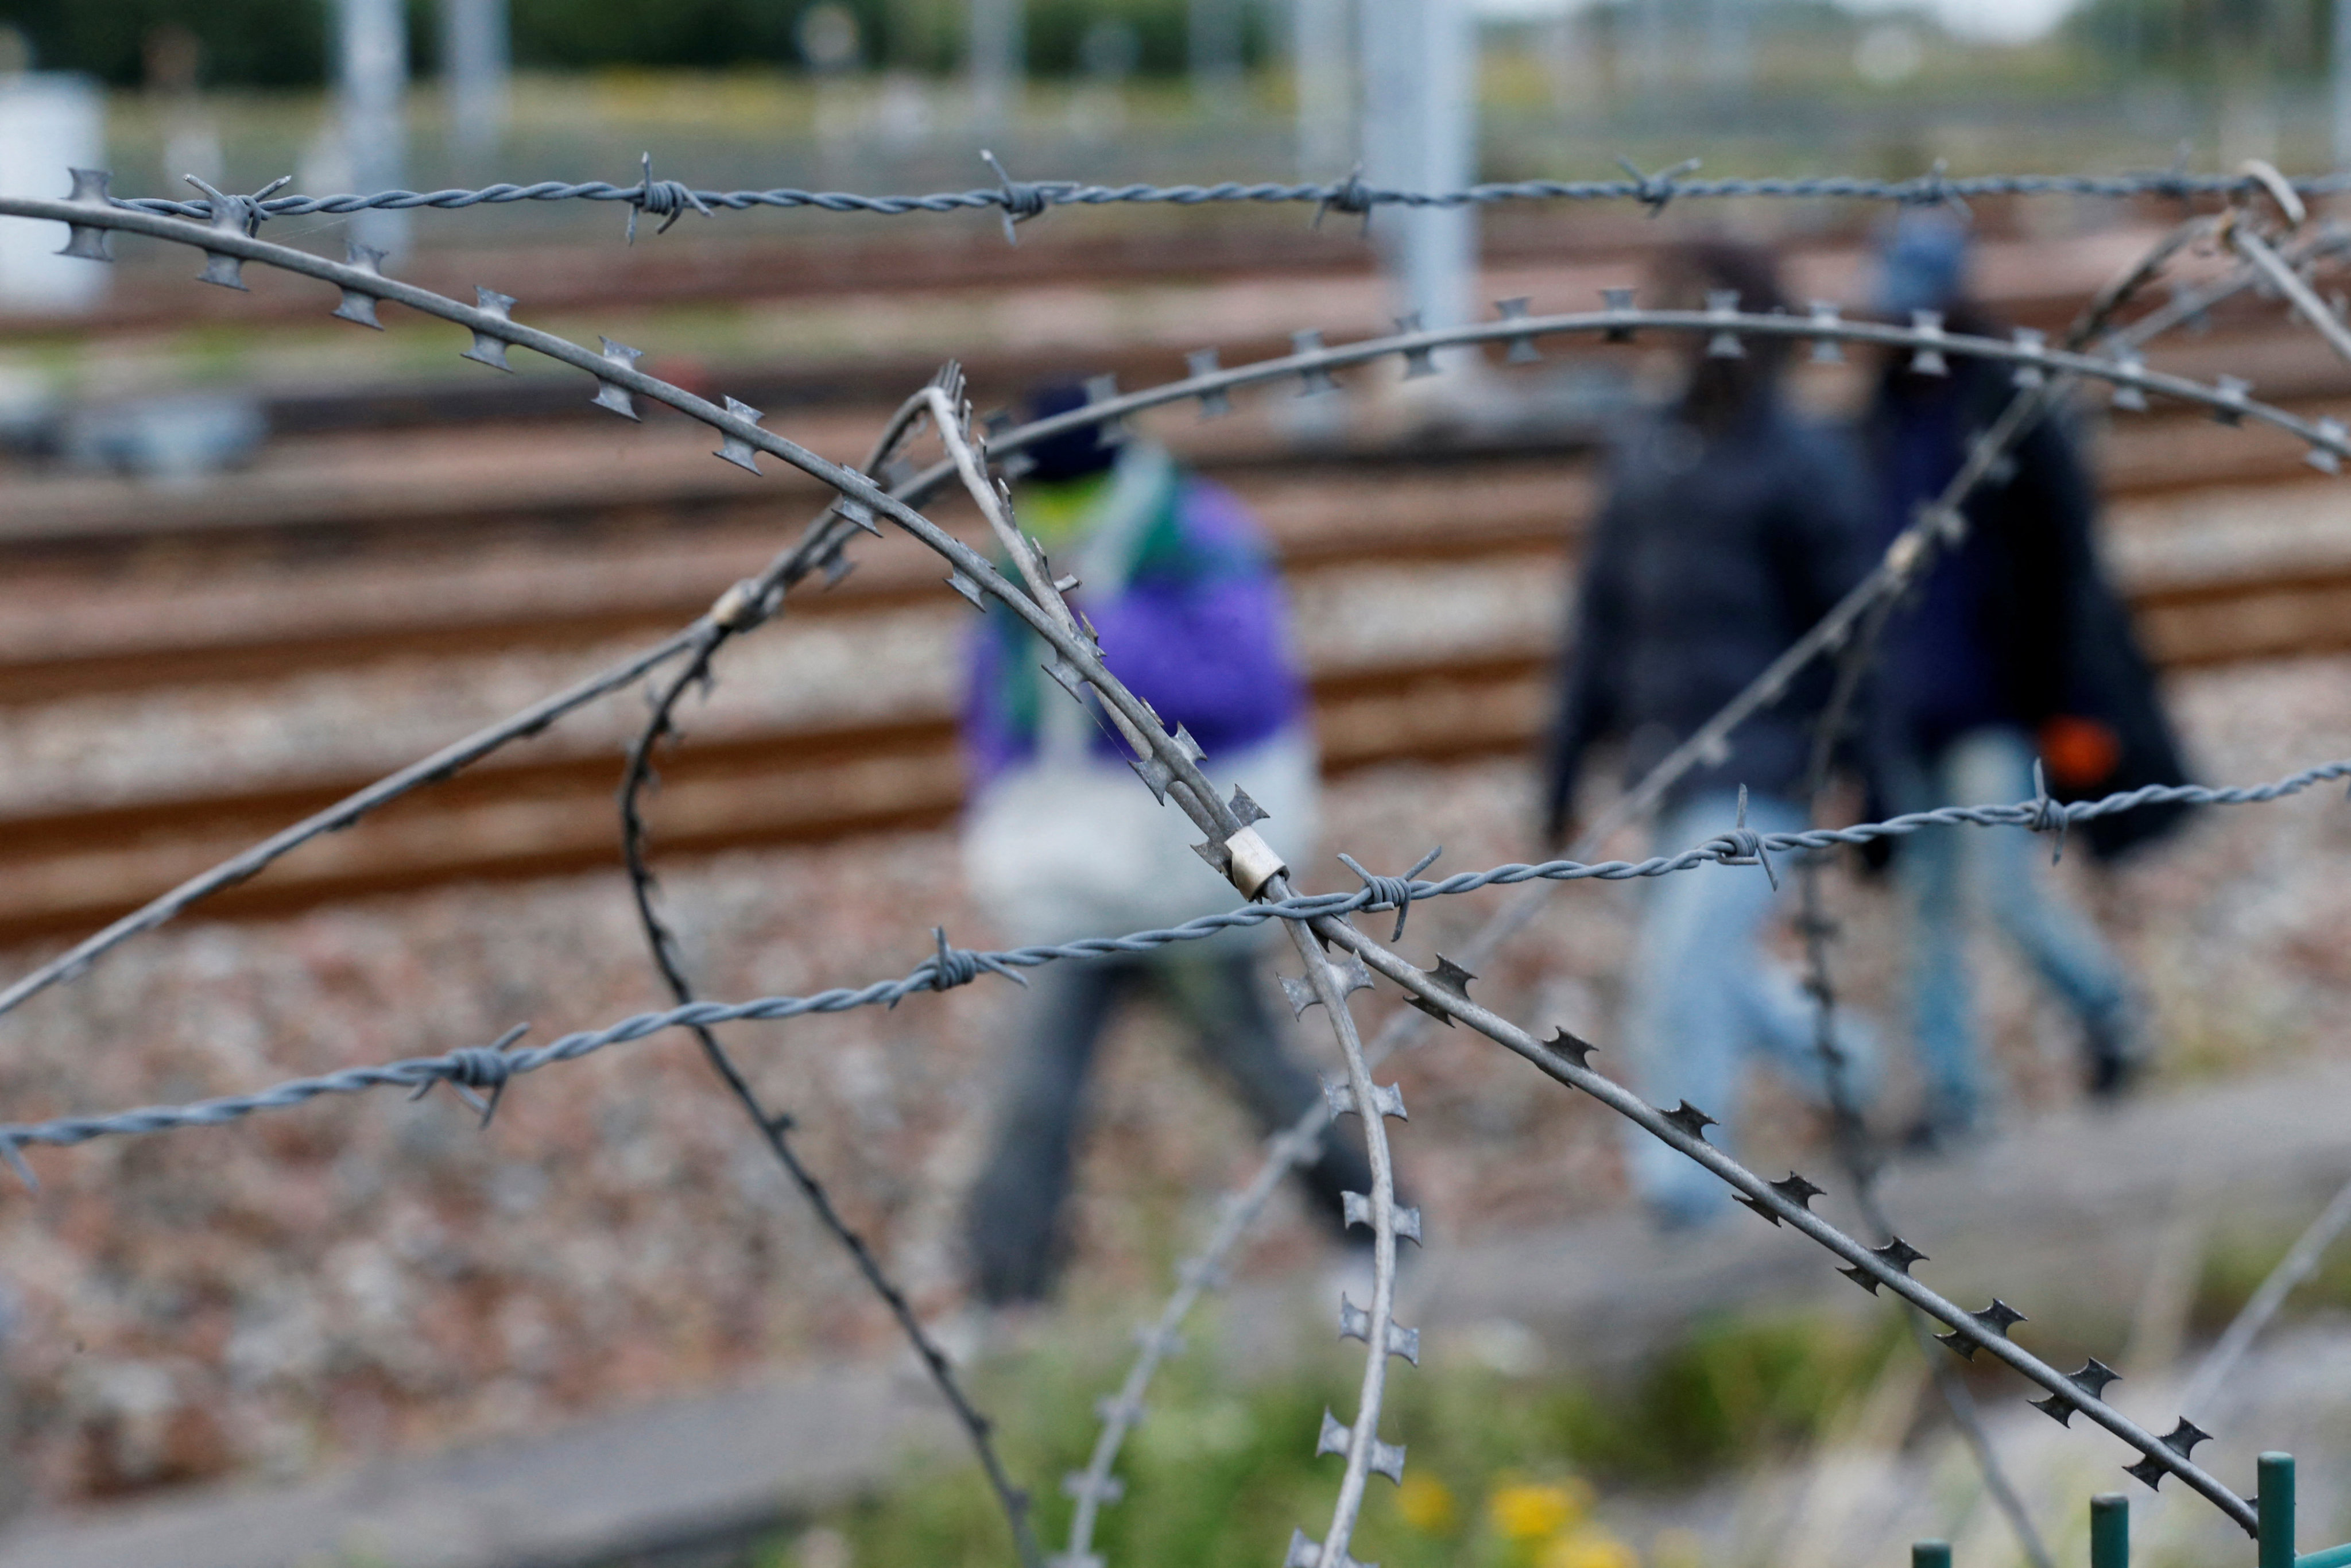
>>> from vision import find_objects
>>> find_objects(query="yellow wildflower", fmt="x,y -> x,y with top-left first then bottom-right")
1540,1527 -> 1639,1568
1395,1473 -> 1458,1534
1488,1480 -> 1587,1541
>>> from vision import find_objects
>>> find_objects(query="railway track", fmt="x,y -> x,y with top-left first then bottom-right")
0,527 -> 2340,947
0,388 -> 2341,704
3,222 -> 2348,946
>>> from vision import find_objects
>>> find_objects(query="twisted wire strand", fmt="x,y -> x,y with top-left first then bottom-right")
0,185 -> 2335,1550
1276,900 -> 1408,1568
1798,608 -> 2044,1561
1306,909 -> 2267,1532
1052,220 -> 2345,1557
109,164 -> 2351,229
2,183 -> 2345,1030
2,749 -> 2334,1537
612,394 -> 1046,1568
5,759 -> 2340,1165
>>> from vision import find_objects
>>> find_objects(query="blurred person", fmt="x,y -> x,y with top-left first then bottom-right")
1541,240 -> 1881,1229
1863,211 -> 2190,1149
959,382 -> 1373,1305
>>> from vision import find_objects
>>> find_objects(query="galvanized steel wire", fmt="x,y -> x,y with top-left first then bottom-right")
105,161 -> 2351,233
2,162 -> 2345,1559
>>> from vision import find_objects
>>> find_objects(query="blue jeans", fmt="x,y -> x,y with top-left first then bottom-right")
1888,726 -> 2131,1132
1621,790 -> 1879,1226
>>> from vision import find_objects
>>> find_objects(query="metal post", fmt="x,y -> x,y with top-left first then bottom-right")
1628,0 -> 1668,103
1705,0 -> 1749,98
2260,1453 -> 2297,1568
0,1287 -> 21,1528
2090,1494 -> 2128,1568
1291,0 -> 1349,179
2335,0 -> 2351,171
443,0 -> 509,158
0,72 -> 107,312
1358,0 -> 1478,334
335,0 -> 410,258
968,0 -> 1023,129
1190,0 -> 1244,111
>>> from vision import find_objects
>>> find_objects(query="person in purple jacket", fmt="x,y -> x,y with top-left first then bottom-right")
959,382 -> 1373,1306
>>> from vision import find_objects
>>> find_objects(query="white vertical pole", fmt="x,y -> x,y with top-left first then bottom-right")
1190,0 -> 1244,111
2335,0 -> 2351,171
1628,0 -> 1667,100
336,0 -> 410,258
1705,0 -> 1748,98
1359,0 -> 1478,332
969,0 -> 1023,129
1293,0 -> 1350,177
0,73 -> 107,312
1293,0 -> 1348,177
443,0 -> 509,158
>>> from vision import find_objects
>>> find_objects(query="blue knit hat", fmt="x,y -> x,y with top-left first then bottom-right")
1874,209 -> 1971,317
1021,381 -> 1118,484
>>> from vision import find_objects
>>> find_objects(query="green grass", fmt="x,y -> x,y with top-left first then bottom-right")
2193,1217 -> 2351,1338
762,1307 -> 1905,1568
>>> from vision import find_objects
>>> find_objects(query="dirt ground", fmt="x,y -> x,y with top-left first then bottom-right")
0,640 -> 2345,1508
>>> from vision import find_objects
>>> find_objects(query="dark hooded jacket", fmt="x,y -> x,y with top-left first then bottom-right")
1864,328 -> 2191,859
1541,393 -> 1877,839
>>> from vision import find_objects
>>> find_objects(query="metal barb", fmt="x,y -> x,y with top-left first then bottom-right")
981,149 -> 1054,245
593,337 -> 645,419
57,168 -> 114,261
328,241 -> 390,329
1495,296 -> 1541,363
1547,1027 -> 1597,1068
1935,1300 -> 2028,1360
626,151 -> 711,242
2029,758 -> 2071,864
1336,847 -> 1442,940
1660,1101 -> 1719,1141
1617,154 -> 1702,215
1839,1237 -> 1930,1294
1312,163 -> 1373,234
1403,956 -> 1474,1025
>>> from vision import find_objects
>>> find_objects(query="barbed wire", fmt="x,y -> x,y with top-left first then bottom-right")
613,375 -> 1056,1568
1765,204 -> 2225,1568
1055,195 -> 2351,1562
100,157 -> 2351,240
5,757 -> 2335,1538
3,758 -> 2340,1170
2,169 -> 2342,1561
9,180 -> 2336,1029
1052,209 -> 2351,1561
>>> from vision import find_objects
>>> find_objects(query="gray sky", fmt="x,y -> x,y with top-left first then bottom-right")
1474,0 -> 2069,46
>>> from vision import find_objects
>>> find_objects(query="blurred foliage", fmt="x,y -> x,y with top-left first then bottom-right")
2064,0 -> 2340,80
2193,1211 -> 2351,1338
0,0 -> 1260,86
768,1308 -> 1902,1568
0,0 -> 331,88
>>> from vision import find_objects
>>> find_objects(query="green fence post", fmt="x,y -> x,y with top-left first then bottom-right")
2092,1492 -> 2129,1568
1914,1541 -> 1953,1568
2261,1453 -> 2296,1568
